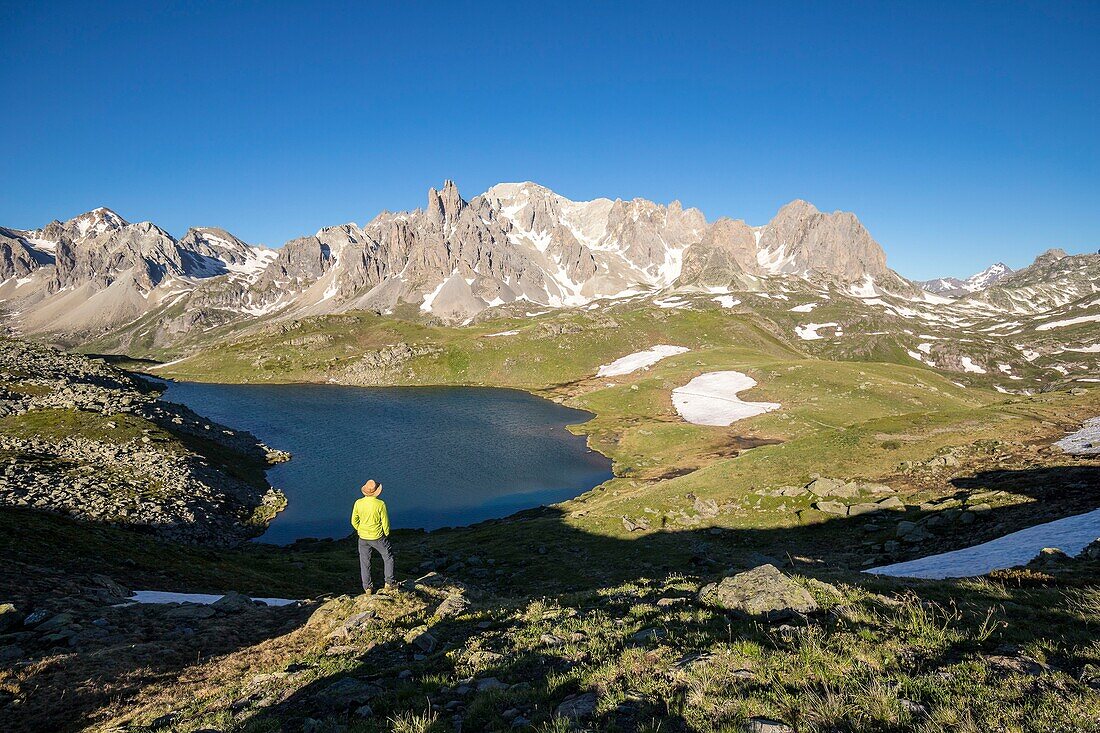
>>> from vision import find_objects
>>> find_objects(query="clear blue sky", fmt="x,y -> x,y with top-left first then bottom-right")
1,1 -> 1097,279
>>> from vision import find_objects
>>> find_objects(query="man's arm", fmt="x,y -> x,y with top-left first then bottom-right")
381,502 -> 390,536
350,502 -> 360,531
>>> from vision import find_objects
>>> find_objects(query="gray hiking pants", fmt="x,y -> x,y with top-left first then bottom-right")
358,536 -> 395,590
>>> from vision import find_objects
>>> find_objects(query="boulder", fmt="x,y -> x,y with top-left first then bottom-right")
476,677 -> 509,692
405,626 -> 437,653
0,604 -> 18,634
1027,547 -> 1070,568
697,565 -> 818,621
554,692 -> 598,721
213,591 -> 256,614
745,718 -> 794,733
813,501 -> 847,515
1077,539 -> 1100,560
315,677 -> 378,709
434,593 -> 470,618
36,612 -> 75,633
165,604 -> 216,620
806,478 -> 859,498
847,502 -> 882,517
690,494 -> 720,517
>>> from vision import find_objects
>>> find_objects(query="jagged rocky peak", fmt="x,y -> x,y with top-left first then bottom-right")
0,180 -> 908,337
426,179 -> 466,222
677,217 -> 758,288
966,262 -> 1012,289
66,206 -> 129,240
0,228 -> 50,279
1031,248 -> 1068,267
757,199 -> 889,280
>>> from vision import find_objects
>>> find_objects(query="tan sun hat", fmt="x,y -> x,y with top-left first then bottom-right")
361,479 -> 383,497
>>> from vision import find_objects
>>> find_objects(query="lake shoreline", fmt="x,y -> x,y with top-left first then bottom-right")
154,378 -> 613,544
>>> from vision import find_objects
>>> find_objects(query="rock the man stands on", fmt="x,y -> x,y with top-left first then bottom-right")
351,479 -> 396,594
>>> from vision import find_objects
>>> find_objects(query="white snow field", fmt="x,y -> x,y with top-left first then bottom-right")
1056,417 -> 1100,456
484,329 -> 520,337
596,345 -> 690,377
866,508 -> 1100,579
713,295 -> 741,308
125,591 -> 298,606
672,371 -> 781,426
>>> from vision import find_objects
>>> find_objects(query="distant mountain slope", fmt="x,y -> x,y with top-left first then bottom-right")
0,182 -> 897,340
1,182 -> 1096,390
918,262 -> 1013,296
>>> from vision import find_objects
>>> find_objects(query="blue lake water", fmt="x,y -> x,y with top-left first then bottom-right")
160,382 -> 613,544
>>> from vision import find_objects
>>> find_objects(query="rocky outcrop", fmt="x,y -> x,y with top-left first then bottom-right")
0,339 -> 287,545
343,342 -> 443,384
756,200 -> 889,279
678,218 -> 759,288
0,228 -> 49,280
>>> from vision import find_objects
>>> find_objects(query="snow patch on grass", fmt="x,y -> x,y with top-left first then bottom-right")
866,508 -> 1100,579
1056,417 -> 1100,456
672,371 -> 780,426
596,345 -> 689,377
125,591 -> 298,606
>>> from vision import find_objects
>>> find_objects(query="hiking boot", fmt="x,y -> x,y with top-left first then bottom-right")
380,583 -> 399,595
361,588 -> 374,596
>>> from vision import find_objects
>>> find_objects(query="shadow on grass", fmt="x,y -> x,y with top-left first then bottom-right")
236,465 -> 1099,731
1,464 -> 1097,731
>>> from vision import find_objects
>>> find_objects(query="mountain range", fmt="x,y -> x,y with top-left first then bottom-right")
0,181 -> 1096,369
917,263 -> 1015,297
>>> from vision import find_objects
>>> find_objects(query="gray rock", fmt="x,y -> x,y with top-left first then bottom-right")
554,692 -> 598,721
745,717 -> 794,733
435,593 -> 470,618
806,478 -> 859,498
813,500 -> 848,515
405,626 -> 437,653
316,677 -> 378,708
0,604 -> 18,634
698,565 -> 818,621
165,604 -> 217,620
212,591 -> 255,614
476,677 -> 509,692
847,502 -> 883,516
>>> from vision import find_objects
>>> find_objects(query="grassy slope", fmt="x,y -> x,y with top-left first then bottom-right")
8,303 -> 1099,731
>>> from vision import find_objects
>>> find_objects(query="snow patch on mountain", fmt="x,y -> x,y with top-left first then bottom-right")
796,323 -> 841,340
1036,314 -> 1100,331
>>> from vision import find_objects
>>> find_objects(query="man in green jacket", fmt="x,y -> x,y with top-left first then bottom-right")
351,479 -> 395,594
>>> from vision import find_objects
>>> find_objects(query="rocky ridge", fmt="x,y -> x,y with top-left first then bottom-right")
0,182 -> 903,341
0,339 -> 287,544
